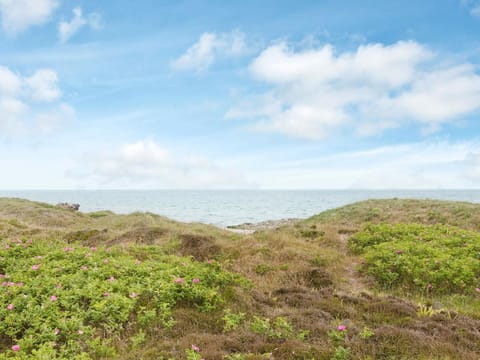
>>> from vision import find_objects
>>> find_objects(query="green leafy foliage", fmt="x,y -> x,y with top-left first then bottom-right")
250,316 -> 294,340
349,223 -> 480,294
358,326 -> 374,340
328,325 -> 349,360
222,309 -> 245,332
0,238 -> 242,358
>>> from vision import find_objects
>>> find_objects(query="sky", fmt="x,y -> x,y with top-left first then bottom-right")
0,0 -> 480,189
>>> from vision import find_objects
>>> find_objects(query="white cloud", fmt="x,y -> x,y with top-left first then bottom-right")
172,30 -> 247,72
76,139 -> 250,188
0,0 -> 59,35
0,97 -> 28,133
58,7 -> 102,43
375,64 -> 480,124
0,65 -> 73,136
25,69 -> 61,102
228,40 -> 480,139
0,66 -> 22,95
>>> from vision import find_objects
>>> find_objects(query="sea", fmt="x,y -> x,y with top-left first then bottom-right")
1,190 -> 480,228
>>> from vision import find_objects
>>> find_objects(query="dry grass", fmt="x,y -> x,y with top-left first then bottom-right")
0,197 -> 479,359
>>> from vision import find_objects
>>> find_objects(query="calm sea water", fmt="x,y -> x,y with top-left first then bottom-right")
1,190 -> 480,227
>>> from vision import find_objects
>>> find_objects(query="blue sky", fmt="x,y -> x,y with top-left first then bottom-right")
1,0 -> 480,189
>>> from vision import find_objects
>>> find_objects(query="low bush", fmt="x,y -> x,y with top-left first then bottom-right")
0,238 -> 243,358
349,223 -> 480,294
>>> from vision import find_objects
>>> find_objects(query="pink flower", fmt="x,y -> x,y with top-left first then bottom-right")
27,239 -> 32,244
109,276 -> 115,282
7,282 -> 15,287
103,259 -> 109,264
85,253 -> 91,258
207,259 -> 213,264
1,282 -> 6,287
81,266 -> 88,271
78,330 -> 83,335
395,250 -> 403,255
12,345 -> 19,352
191,344 -> 200,352
54,328 -> 60,335
135,259 -> 141,265
337,325 -> 346,331
50,295 -> 57,302
64,247 -> 73,252
174,277 -> 184,284
0,274 -> 4,278
56,283 -> 62,288
32,265 -> 40,271
103,292 -> 110,297
426,283 -> 433,289
90,246 -> 96,251
192,278 -> 200,284
36,256 -> 43,259
475,288 -> 480,293
105,247 -> 111,252
130,292 -> 138,298
7,303 -> 14,310
16,282 -> 23,287
4,244 -> 9,250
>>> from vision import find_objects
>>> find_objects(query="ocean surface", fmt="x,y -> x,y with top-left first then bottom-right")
1,190 -> 480,227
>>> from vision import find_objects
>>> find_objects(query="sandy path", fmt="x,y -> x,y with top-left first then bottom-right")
339,233 -> 367,293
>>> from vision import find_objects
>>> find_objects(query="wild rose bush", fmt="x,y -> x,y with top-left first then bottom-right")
349,223 -> 480,294
0,238 -> 242,358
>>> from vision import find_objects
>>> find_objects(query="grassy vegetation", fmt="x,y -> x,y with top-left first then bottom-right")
0,238 -> 243,359
0,197 -> 479,359
349,223 -> 480,295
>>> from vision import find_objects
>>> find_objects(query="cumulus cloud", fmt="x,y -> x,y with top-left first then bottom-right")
0,65 -> 73,136
25,69 -> 61,102
228,40 -> 480,139
58,7 -> 102,43
75,139 -> 250,188
0,66 -> 22,95
172,30 -> 247,71
0,0 -> 59,35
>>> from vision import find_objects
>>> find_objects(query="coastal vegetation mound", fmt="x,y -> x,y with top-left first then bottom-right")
0,197 -> 479,359
349,223 -> 480,294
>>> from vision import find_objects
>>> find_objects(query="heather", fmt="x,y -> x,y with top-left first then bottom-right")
0,238 -> 242,359
0,198 -> 479,359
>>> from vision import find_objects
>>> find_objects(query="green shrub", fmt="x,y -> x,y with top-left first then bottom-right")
250,316 -> 294,340
254,264 -> 273,275
349,223 -> 480,294
359,326 -> 374,340
222,309 -> 245,332
0,238 -> 243,358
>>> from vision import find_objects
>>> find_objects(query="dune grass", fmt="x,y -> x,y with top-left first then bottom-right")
0,197 -> 479,359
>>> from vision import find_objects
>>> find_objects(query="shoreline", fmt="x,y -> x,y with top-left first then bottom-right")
3,190 -> 480,230
225,218 -> 300,234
